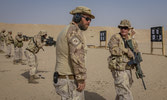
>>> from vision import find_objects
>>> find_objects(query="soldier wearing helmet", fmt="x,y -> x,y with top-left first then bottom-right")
54,6 -> 95,100
5,30 -> 14,58
24,30 -> 47,84
13,32 -> 24,64
0,29 -> 6,53
108,19 -> 140,100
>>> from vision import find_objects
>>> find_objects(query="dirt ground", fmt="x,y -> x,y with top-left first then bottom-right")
0,23 -> 167,100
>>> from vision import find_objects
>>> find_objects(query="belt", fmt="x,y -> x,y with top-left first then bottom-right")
58,75 -> 75,80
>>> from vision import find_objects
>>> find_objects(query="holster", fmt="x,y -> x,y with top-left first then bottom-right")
53,72 -> 59,84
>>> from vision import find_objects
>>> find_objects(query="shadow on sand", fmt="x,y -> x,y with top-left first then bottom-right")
21,70 -> 49,79
85,91 -> 106,100
21,71 -> 29,79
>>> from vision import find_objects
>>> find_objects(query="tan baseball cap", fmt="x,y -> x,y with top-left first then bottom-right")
17,32 -> 22,35
38,30 -> 47,36
70,6 -> 95,19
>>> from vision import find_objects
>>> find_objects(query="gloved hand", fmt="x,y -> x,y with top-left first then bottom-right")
127,48 -> 134,58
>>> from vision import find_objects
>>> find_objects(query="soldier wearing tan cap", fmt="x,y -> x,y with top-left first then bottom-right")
24,30 -> 47,84
54,6 -> 95,100
13,32 -> 24,64
0,29 -> 6,53
108,19 -> 141,100
5,30 -> 14,58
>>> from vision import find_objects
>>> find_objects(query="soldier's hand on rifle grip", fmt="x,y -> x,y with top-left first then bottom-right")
127,48 -> 134,58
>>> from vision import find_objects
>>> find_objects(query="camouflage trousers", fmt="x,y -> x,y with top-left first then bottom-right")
112,70 -> 133,100
54,78 -> 85,100
6,44 -> 12,56
0,40 -> 4,51
24,50 -> 38,76
14,47 -> 22,61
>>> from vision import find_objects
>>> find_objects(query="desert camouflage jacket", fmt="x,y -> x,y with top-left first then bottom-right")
14,35 -> 24,48
26,34 -> 45,54
5,33 -> 13,45
67,22 -> 87,82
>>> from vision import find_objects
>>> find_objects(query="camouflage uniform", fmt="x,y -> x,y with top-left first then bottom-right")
13,32 -> 24,64
54,6 -> 95,100
108,19 -> 139,100
5,30 -> 13,58
24,30 -> 47,83
0,29 -> 6,53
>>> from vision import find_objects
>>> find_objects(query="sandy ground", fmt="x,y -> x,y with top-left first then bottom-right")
0,23 -> 167,100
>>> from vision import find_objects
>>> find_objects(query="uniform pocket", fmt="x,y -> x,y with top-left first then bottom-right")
108,56 -> 126,71
54,79 -> 70,98
108,56 -> 117,70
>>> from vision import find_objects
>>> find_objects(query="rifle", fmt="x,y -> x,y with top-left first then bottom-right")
126,39 -> 146,90
45,36 -> 56,47
23,35 -> 33,41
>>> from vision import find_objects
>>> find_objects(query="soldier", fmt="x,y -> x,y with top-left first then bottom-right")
5,30 -> 14,58
108,19 -> 140,100
53,6 -> 95,100
13,32 -> 24,64
24,30 -> 47,84
0,29 -> 6,53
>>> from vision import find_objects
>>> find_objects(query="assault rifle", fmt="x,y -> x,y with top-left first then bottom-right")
127,39 -> 146,90
23,35 -> 33,41
45,36 -> 56,47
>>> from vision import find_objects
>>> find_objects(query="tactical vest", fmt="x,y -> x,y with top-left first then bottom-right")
14,36 -> 23,48
26,37 -> 40,54
108,33 -> 137,71
6,34 -> 13,45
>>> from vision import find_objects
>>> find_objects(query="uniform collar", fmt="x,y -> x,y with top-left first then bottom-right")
70,21 -> 80,31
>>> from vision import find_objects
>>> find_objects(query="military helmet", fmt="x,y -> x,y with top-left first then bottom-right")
17,32 -> 22,36
70,6 -> 95,19
38,30 -> 47,36
118,19 -> 133,29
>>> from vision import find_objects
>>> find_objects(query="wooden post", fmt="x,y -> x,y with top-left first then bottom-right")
105,31 -> 108,49
151,42 -> 153,54
162,26 -> 165,55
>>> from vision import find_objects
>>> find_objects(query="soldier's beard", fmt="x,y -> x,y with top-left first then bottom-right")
78,22 -> 88,31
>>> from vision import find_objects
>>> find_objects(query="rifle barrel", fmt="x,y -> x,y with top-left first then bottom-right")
141,77 -> 146,90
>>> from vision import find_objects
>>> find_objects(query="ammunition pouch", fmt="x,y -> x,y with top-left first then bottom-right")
14,41 -> 23,48
108,56 -> 126,71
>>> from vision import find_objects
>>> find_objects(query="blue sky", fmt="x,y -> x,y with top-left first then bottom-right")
0,0 -> 167,29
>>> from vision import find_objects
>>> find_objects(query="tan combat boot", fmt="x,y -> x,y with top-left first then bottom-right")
28,75 -> 39,84
13,60 -> 19,65
0,50 -> 5,53
33,75 -> 40,79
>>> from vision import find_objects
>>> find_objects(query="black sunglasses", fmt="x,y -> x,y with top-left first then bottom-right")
120,27 -> 129,30
82,16 -> 91,22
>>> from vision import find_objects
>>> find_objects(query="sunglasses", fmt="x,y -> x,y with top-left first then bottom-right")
120,27 -> 129,30
82,16 -> 91,22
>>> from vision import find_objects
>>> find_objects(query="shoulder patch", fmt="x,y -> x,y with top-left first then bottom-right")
70,36 -> 81,46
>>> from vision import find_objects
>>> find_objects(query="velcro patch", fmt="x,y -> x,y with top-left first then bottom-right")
71,36 -> 81,46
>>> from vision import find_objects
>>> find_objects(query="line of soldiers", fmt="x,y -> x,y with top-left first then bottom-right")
0,30 -> 56,84
0,30 -> 30,64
